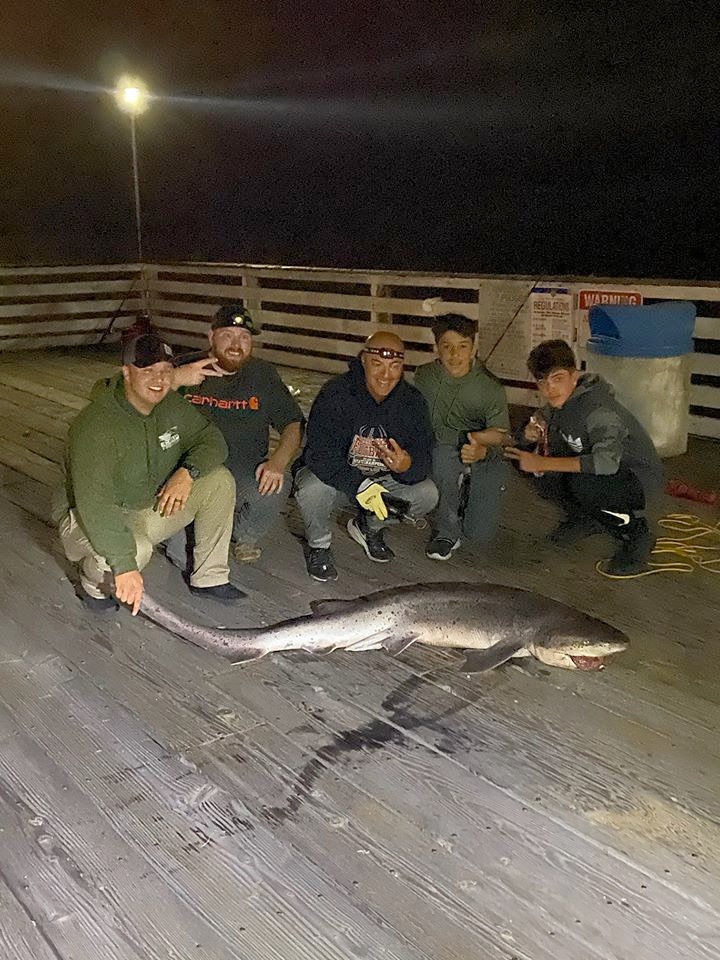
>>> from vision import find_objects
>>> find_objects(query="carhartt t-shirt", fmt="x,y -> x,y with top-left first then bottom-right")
181,358 -> 304,475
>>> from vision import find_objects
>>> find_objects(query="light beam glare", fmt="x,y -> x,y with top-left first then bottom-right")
0,62 -> 107,96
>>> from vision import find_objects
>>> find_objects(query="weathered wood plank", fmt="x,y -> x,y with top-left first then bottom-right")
0,371 -> 87,410
0,264 -> 139,277
0,383 -> 78,423
195,712 -> 718,960
0,333 -> 122,352
0,280 -> 138,298
0,299 -> 142,319
155,262 -> 484,287
0,704 -> 281,960
0,438 -> 61,486
0,396 -> 72,441
2,365 -> 95,400
0,656 -> 432,960
0,418 -> 64,463
210,657 -> 720,943
152,279 -> 478,320
689,415 -> 720,439
0,873 -> 63,960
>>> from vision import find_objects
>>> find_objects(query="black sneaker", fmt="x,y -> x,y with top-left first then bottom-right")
305,546 -> 338,582
347,516 -> 394,563
188,582 -> 247,602
547,514 -> 604,546
80,591 -> 118,614
605,519 -> 655,576
425,537 -> 461,561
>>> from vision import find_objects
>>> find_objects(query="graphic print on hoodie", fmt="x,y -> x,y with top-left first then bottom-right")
301,358 -> 434,497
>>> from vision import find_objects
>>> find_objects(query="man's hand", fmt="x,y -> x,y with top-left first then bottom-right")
504,447 -> 546,474
256,457 -> 285,496
156,468 -> 194,517
356,480 -> 390,520
171,357 -> 223,388
377,438 -> 412,474
523,414 -> 546,444
114,570 -> 144,616
460,433 -> 488,464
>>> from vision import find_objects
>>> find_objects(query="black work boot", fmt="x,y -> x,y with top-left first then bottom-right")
347,514 -> 394,563
188,582 -> 247,602
605,517 -> 655,576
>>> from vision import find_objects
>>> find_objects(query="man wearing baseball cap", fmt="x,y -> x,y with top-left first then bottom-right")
52,332 -> 245,614
169,303 -> 304,564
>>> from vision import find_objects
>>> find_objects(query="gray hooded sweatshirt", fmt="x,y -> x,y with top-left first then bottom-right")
542,373 -> 664,494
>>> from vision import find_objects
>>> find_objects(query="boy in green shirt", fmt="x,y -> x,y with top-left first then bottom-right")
414,314 -> 510,559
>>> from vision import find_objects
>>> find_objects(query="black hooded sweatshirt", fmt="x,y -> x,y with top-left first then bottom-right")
541,373 -> 664,494
301,358 -> 433,498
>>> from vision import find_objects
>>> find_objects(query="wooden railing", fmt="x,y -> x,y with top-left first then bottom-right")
1,261 -> 719,439
0,264 -> 143,350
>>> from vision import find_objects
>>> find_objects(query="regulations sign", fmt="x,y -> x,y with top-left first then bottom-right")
529,288 -> 574,349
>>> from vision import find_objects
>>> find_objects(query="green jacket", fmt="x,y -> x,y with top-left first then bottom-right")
53,374 -> 228,574
413,359 -> 509,446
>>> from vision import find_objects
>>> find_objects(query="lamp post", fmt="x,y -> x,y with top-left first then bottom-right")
114,76 -> 149,264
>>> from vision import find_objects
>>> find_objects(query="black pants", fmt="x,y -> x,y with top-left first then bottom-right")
533,468 -> 646,536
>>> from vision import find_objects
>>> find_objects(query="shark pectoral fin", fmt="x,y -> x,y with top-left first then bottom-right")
309,598 -> 359,616
344,630 -> 392,653
382,633 -> 420,657
461,639 -> 525,674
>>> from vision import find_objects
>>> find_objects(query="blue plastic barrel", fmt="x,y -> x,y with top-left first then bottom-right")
587,301 -> 696,358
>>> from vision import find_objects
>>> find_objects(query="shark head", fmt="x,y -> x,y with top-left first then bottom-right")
531,616 -> 630,671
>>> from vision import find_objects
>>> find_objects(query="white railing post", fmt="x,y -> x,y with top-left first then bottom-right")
370,281 -> 392,325
242,272 -> 261,320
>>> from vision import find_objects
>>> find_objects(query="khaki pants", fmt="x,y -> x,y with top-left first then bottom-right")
58,466 -> 235,598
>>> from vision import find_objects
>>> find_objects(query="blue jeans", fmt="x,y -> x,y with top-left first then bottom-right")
165,468 -> 289,567
293,466 -> 438,549
431,443 -> 508,544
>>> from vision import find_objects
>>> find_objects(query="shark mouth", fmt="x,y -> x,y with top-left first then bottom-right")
569,655 -> 610,670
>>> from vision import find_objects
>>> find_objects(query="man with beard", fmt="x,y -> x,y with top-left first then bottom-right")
169,304 -> 304,564
293,330 -> 437,582
53,333 -> 244,615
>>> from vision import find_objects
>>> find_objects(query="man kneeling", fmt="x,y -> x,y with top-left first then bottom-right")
53,334 -> 245,614
505,339 -> 663,576
293,332 -> 438,581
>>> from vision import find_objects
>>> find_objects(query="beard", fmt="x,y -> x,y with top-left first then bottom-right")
214,350 -> 249,372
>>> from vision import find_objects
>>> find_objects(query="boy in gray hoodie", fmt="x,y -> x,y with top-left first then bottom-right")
505,339 -> 663,575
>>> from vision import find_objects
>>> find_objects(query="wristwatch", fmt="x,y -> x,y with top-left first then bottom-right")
184,463 -> 200,480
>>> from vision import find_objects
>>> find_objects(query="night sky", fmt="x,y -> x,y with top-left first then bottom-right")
2,1 -> 717,278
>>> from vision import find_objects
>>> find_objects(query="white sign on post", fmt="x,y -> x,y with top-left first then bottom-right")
529,288 -> 574,348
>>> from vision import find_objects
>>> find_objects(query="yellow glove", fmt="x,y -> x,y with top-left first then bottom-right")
356,480 -> 389,520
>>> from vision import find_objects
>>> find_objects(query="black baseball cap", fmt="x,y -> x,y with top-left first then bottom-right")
121,333 -> 174,368
211,303 -> 259,334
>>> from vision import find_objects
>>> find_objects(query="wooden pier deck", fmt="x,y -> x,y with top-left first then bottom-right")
0,345 -> 719,960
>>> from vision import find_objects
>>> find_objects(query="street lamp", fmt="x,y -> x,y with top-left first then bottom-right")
114,75 -> 149,263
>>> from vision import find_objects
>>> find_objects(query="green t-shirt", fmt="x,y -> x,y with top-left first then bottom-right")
413,359 -> 509,446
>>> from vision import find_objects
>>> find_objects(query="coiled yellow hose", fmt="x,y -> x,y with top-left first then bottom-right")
597,514 -> 720,579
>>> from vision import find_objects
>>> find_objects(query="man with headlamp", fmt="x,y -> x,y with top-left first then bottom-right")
293,331 -> 438,581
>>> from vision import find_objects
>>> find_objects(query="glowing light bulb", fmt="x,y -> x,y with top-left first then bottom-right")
114,76 -> 149,115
